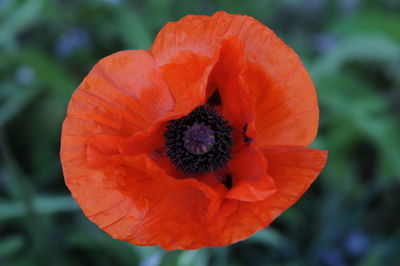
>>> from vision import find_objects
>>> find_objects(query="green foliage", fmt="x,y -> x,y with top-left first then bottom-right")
1,0 -> 400,265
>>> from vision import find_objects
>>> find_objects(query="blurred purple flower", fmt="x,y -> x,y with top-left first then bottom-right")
321,248 -> 347,266
313,34 -> 338,54
345,231 -> 370,257
139,251 -> 163,266
15,65 -> 35,85
304,0 -> 325,13
0,0 -> 11,8
55,28 -> 90,58
339,0 -> 360,14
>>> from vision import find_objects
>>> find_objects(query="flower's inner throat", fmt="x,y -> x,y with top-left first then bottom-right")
164,105 -> 233,175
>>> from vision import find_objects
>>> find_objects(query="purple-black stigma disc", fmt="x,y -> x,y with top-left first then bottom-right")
183,122 -> 216,155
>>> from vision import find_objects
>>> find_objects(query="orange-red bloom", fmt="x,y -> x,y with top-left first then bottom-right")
61,11 -> 327,250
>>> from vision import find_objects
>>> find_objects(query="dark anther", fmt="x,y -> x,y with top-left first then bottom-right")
206,89 -> 222,106
164,105 -> 233,175
243,124 -> 253,143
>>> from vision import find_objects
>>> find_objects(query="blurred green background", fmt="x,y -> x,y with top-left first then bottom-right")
1,0 -> 400,265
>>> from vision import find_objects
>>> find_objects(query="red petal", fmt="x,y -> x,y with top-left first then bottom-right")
150,11 -> 318,146
225,144 -> 276,201
86,135 -> 123,167
99,155 -> 226,249
65,50 -> 174,137
245,64 -> 319,146
118,122 -> 166,156
62,49 -> 175,183
209,36 -> 253,127
151,39 -> 221,118
261,146 -> 327,209
199,146 -> 328,247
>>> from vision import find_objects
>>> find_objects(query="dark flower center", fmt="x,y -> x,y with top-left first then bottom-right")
183,122 -> 215,155
164,105 -> 233,175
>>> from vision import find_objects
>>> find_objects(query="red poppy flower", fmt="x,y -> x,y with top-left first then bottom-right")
61,11 -> 328,250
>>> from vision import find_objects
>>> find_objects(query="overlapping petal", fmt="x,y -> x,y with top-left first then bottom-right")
199,146 -> 328,248
61,11 -> 327,250
225,144 -> 276,202
151,11 -> 319,146
61,49 -> 227,249
61,50 -> 173,235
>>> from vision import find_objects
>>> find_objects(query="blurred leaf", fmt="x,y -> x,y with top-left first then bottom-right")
159,250 -> 182,266
311,34 -> 400,80
114,6 -> 152,50
358,238 -> 397,266
177,249 -> 209,266
208,246 -> 229,266
317,73 -> 400,185
143,0 -> 173,29
0,0 -> 43,49
331,10 -> 400,43
0,87 -> 41,128
0,195 -> 79,220
17,49 -> 78,96
247,228 -> 287,248
0,235 -> 24,258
